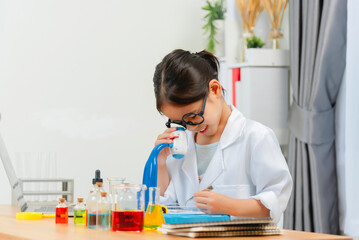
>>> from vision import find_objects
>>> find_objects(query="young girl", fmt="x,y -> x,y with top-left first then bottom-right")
153,49 -> 292,223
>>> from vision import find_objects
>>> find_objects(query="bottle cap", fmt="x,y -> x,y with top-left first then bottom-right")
96,182 -> 103,187
124,182 -> 130,186
92,169 -> 103,183
89,190 -> 94,194
77,198 -> 83,202
100,192 -> 107,197
59,198 -> 65,203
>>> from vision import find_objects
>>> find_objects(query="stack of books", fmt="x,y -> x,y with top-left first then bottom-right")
161,214 -> 281,238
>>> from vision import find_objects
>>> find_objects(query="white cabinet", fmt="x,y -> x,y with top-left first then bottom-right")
219,52 -> 290,146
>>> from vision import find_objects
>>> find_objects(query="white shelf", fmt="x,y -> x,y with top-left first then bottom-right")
228,62 -> 290,68
228,49 -> 290,68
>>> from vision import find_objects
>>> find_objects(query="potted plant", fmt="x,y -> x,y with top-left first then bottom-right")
244,34 -> 265,63
245,38 -> 289,66
246,35 -> 264,48
202,0 -> 226,57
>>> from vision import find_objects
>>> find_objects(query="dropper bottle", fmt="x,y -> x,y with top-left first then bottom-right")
92,169 -> 105,192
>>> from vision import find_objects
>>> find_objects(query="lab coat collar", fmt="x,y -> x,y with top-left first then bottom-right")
219,105 -> 246,149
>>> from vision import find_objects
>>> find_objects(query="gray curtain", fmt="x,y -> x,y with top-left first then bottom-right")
284,0 -> 347,234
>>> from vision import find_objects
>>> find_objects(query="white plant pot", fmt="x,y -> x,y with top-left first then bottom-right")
244,48 -> 289,66
213,20 -> 225,58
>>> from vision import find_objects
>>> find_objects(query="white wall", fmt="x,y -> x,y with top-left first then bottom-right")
336,0 -> 359,237
0,0 -> 206,204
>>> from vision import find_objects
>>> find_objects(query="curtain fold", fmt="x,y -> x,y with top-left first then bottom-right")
284,0 -> 347,234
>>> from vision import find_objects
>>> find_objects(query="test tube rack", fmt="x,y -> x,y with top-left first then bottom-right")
11,178 -> 74,206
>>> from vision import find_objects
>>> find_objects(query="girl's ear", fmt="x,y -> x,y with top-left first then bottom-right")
208,79 -> 222,97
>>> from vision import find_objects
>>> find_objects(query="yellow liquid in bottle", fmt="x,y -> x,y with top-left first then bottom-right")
74,209 -> 87,226
144,204 -> 165,229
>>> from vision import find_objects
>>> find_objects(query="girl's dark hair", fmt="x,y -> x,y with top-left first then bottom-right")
153,49 -> 220,113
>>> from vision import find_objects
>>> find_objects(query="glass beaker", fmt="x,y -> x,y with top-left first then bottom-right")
144,187 -> 166,230
107,177 -> 125,210
111,183 -> 146,232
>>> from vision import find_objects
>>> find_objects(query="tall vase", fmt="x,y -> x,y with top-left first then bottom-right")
240,30 -> 253,62
213,20 -> 225,58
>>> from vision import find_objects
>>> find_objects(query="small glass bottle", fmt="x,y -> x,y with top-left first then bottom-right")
55,198 -> 68,224
74,198 -> 86,226
97,192 -> 110,230
87,182 -> 105,229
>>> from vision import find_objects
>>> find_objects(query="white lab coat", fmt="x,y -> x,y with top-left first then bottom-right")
160,105 -> 292,223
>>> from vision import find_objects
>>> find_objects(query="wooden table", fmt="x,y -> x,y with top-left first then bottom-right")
0,205 -> 353,240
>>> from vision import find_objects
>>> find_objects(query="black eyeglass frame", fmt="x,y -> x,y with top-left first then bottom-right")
165,94 -> 208,129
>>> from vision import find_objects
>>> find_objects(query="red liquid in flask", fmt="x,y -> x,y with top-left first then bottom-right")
56,207 -> 68,224
111,210 -> 144,231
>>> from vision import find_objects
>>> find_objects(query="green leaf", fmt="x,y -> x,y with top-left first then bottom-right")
246,35 -> 265,48
202,0 -> 226,53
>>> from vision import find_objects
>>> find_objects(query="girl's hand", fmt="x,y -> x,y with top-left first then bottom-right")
155,127 -> 177,166
193,191 -> 232,215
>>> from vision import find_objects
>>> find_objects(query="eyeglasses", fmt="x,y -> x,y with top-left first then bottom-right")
165,94 -> 207,129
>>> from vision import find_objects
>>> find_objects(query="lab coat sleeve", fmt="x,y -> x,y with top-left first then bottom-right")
159,180 -> 177,205
250,129 -> 293,223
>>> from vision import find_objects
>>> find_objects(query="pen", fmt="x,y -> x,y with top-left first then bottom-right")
185,185 -> 213,205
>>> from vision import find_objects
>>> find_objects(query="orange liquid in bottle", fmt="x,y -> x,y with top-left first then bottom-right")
55,207 -> 68,224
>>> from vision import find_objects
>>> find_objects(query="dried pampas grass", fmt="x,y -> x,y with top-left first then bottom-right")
235,0 -> 264,34
261,0 -> 288,48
